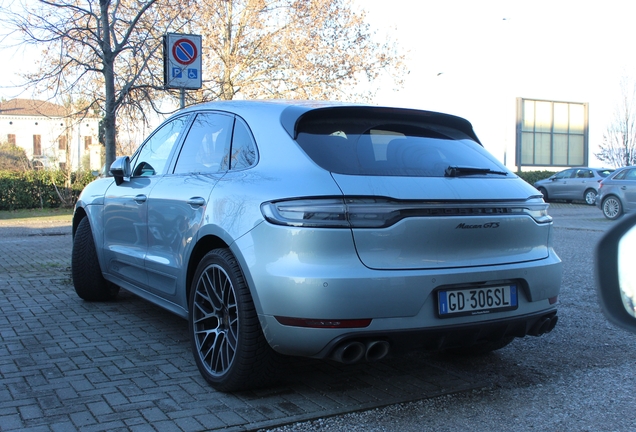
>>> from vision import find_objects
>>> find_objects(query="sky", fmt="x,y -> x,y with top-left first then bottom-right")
2,0 -> 635,166
355,0 -> 636,166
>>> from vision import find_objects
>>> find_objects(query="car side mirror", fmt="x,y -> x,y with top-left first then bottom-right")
596,212 -> 636,332
110,156 -> 131,186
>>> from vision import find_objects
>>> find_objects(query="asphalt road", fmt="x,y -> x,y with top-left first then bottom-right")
2,203 -> 634,431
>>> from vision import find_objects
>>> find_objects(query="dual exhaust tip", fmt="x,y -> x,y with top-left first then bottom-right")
331,340 -> 390,364
330,314 -> 557,364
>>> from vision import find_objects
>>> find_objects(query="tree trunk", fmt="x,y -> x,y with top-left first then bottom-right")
101,0 -> 117,170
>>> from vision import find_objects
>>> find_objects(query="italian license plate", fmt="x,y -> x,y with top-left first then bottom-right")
438,284 -> 518,317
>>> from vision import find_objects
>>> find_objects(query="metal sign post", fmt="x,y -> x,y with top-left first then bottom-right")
163,33 -> 203,109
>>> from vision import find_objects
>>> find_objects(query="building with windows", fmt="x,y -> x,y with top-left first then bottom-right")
0,98 -> 101,171
516,98 -> 589,170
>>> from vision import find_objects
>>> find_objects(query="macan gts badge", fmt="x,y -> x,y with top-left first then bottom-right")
72,100 -> 562,391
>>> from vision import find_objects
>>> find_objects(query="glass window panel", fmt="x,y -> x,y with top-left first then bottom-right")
553,103 -> 569,133
553,134 -> 569,165
133,115 -> 188,176
522,100 -> 535,131
535,101 -> 552,133
230,119 -> 258,170
521,132 -> 535,164
568,135 -> 584,165
174,113 -> 233,174
535,133 -> 551,165
569,104 -> 585,133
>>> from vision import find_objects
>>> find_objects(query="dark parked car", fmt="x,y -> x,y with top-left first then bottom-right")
596,166 -> 636,219
534,167 -> 614,205
71,100 -> 562,391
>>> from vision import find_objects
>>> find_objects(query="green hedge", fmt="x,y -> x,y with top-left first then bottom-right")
0,169 -> 557,211
0,170 -> 95,211
515,170 -> 556,186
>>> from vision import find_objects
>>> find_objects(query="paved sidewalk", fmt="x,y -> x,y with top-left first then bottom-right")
0,204 -> 613,431
0,223 -> 479,432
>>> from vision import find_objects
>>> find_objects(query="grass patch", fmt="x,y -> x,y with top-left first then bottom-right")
0,208 -> 74,222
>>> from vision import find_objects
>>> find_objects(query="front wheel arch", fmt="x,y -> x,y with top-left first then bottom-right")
185,235 -> 230,306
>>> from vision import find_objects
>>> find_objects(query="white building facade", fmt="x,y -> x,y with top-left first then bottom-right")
0,98 -> 101,171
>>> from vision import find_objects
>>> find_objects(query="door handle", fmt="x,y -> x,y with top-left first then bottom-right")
187,197 -> 206,207
134,194 -> 147,203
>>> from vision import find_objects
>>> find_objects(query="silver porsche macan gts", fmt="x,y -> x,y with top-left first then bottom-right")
72,100 -> 562,391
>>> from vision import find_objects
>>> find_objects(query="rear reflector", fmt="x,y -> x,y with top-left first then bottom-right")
275,316 -> 372,328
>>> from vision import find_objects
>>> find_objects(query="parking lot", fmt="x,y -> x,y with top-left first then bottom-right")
0,203 -> 615,431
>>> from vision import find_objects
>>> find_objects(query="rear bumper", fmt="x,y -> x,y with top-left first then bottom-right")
236,223 -> 562,357
318,308 -> 558,359
261,308 -> 558,360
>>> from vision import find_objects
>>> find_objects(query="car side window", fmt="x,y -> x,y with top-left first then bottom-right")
132,116 -> 188,177
626,169 -> 636,180
615,170 -> 628,180
230,118 -> 257,170
173,112 -> 234,174
555,169 -> 574,180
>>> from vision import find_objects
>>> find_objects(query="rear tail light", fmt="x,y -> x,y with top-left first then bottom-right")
261,198 -> 400,228
261,197 -> 552,228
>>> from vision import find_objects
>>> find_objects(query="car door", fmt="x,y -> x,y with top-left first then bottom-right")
144,112 -> 234,300
102,115 -> 189,289
569,168 -> 594,199
548,169 -> 575,199
623,168 -> 636,211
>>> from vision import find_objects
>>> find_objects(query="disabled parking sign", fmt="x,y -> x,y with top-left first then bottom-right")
164,33 -> 202,89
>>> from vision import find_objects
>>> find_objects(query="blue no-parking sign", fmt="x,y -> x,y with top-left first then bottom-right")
163,33 -> 202,89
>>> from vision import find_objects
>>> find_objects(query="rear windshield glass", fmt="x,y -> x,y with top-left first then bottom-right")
295,117 -> 507,177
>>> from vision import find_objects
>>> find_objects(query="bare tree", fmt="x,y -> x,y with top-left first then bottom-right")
596,77 -> 636,168
177,0 -> 406,103
2,0 -> 404,169
1,0 -> 189,169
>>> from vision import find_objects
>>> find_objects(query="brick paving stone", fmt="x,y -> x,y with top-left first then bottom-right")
1,219 -> 493,431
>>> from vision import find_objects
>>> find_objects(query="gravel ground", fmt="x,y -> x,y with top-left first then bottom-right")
261,224 -> 636,431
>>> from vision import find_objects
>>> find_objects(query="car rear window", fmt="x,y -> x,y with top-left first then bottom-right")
294,115 -> 507,177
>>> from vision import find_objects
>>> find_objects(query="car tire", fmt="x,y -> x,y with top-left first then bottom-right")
602,196 -> 623,220
72,217 -> 120,301
189,248 -> 280,392
584,189 -> 597,206
538,187 -> 548,201
444,337 -> 514,356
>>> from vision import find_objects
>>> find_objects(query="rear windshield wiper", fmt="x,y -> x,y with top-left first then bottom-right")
445,166 -> 508,177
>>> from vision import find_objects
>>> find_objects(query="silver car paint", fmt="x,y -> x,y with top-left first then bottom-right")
597,166 -> 636,217
330,174 -> 550,269
74,100 -> 562,358
534,167 -> 612,203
